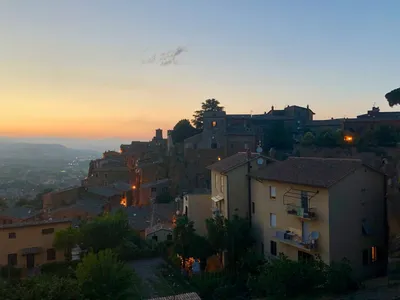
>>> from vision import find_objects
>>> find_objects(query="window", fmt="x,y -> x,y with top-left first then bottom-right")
162,187 -> 168,193
104,173 -> 108,178
211,142 -> 217,149
167,234 -> 173,241
212,121 -> 217,127
42,228 -> 55,235
362,220 -> 371,236
363,246 -> 378,265
270,241 -> 277,256
151,187 -> 157,192
371,246 -> 377,263
270,186 -> 276,199
244,143 -> 249,149
270,213 -> 276,228
152,235 -> 158,242
95,173 -> 99,178
47,248 -> 56,261
8,253 -> 17,266
252,202 -> 255,214
8,232 -> 16,239
220,176 -> 224,190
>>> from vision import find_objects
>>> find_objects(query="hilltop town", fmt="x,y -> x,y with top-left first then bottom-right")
2,99 -> 400,299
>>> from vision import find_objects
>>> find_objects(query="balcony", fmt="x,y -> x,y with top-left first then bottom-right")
286,205 -> 317,220
274,229 -> 319,253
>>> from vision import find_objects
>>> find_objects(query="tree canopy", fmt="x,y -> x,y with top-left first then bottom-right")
171,119 -> 199,144
192,98 -> 224,129
76,249 -> 139,300
385,88 -> 400,107
53,227 -> 81,261
80,210 -> 131,253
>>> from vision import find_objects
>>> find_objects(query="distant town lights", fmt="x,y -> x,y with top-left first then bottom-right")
217,157 -> 221,161
132,185 -> 137,189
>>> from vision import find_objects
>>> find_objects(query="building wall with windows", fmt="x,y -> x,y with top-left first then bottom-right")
250,162 -> 387,280
251,180 -> 330,263
0,220 -> 71,270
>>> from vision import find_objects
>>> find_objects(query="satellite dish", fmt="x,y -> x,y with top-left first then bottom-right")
257,158 -> 264,165
256,146 -> 263,153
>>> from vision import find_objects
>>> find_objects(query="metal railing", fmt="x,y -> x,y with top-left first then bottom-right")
286,204 -> 317,220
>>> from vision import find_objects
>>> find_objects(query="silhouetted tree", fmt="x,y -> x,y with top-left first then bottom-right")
192,99 -> 224,129
386,88 -> 400,107
171,119 -> 199,144
301,132 -> 315,146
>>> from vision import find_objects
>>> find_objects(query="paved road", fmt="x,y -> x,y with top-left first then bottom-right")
128,257 -> 166,298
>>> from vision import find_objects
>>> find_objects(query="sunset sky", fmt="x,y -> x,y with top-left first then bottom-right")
1,0 -> 400,140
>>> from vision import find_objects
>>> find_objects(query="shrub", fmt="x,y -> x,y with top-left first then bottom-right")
0,275 -> 81,300
324,259 -> 357,295
0,266 -> 22,280
40,261 -> 79,278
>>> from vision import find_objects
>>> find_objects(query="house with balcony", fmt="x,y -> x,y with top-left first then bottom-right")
207,152 -> 274,220
250,157 -> 388,280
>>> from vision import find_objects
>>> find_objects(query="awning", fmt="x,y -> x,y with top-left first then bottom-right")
20,247 -> 43,255
211,195 -> 224,202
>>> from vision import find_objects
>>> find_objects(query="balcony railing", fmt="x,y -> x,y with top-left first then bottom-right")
274,230 -> 319,252
286,205 -> 317,220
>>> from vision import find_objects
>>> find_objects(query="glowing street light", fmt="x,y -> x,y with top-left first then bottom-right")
344,135 -> 353,143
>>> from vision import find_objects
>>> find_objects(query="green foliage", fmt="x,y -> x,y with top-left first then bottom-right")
53,227 -> 81,261
171,119 -> 199,144
0,275 -> 81,300
301,131 -> 315,146
173,216 -> 196,263
206,214 -> 254,268
80,210 -> 131,253
76,249 -> 140,300
40,261 -> 79,278
325,258 -> 357,295
386,87 -> 400,107
248,255 -> 357,299
315,129 -> 342,147
264,122 -> 293,150
192,98 -> 224,129
0,265 -> 22,279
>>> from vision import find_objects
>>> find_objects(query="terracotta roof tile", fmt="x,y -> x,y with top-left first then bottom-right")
207,152 -> 265,173
250,157 -> 381,188
148,292 -> 201,300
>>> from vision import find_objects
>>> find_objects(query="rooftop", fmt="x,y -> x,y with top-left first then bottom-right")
0,219 -> 71,230
207,152 -> 269,173
250,157 -> 381,188
0,207 -> 40,219
87,187 -> 121,198
112,181 -> 132,192
148,292 -> 201,300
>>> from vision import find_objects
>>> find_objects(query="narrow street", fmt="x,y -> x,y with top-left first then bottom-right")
128,257 -> 166,298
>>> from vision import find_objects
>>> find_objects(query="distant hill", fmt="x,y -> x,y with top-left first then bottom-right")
0,137 -> 133,152
0,142 -> 101,161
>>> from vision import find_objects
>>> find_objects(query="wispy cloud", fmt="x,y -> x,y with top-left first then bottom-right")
142,46 -> 188,66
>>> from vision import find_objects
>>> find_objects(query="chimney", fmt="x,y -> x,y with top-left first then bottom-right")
271,106 -> 274,111
307,104 -> 309,109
